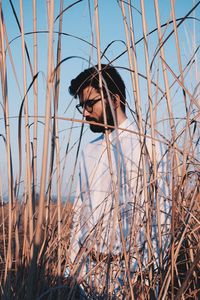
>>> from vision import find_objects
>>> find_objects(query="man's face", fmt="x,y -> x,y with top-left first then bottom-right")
80,86 -> 114,133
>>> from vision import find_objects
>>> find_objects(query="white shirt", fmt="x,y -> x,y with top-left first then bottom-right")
70,118 -> 171,268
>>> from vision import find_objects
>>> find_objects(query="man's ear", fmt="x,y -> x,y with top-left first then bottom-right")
112,94 -> 121,110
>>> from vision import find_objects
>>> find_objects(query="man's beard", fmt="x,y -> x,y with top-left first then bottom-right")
86,105 -> 114,133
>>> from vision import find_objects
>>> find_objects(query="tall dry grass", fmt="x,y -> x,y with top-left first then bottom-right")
0,0 -> 199,299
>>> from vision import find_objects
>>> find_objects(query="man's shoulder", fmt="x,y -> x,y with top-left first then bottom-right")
118,118 -> 138,142
90,134 -> 104,144
119,118 -> 137,134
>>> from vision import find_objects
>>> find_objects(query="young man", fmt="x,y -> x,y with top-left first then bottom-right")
68,64 -> 170,297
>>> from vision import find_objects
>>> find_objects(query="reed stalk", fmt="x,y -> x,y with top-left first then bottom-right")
140,0 -> 163,283
27,1 -> 55,299
0,4 -> 13,292
96,7 -> 135,299
120,1 -> 153,293
154,1 -> 179,297
19,0 -> 33,259
54,1 -> 64,296
94,3 -> 129,297
32,0 -> 38,214
35,0 -> 54,247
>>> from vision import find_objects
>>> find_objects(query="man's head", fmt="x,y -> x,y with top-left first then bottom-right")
69,64 -> 126,133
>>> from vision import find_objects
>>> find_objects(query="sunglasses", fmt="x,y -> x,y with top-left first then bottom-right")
76,98 -> 102,114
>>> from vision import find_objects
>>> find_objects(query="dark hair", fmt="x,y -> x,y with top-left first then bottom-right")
69,64 -> 126,112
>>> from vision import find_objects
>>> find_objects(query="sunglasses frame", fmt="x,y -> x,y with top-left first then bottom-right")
76,98 -> 102,114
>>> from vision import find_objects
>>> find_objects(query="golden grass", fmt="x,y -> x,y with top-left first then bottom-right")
0,0 -> 199,299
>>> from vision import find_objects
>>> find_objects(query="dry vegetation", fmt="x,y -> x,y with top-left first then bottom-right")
0,0 -> 200,299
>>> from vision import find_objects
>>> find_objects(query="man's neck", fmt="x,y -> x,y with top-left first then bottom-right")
106,113 -> 127,134
117,113 -> 127,126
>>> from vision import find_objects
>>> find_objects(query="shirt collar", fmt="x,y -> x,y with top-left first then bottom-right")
103,118 -> 134,143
